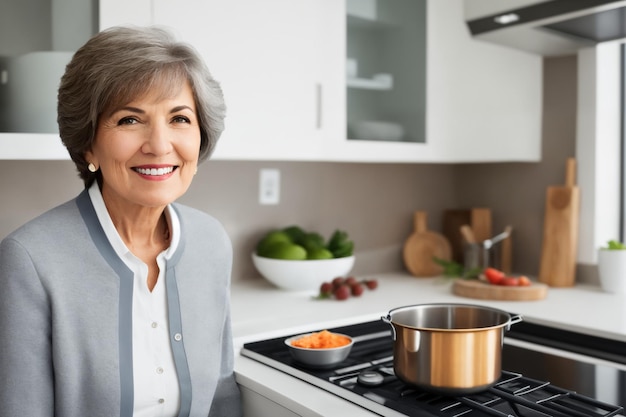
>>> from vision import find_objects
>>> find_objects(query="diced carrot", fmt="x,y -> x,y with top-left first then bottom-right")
291,330 -> 351,349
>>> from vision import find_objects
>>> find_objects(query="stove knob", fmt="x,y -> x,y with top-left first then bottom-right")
358,370 -> 385,387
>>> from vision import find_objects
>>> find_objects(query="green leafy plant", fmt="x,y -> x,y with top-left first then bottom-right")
326,230 -> 354,258
605,240 -> 626,250
433,257 -> 481,280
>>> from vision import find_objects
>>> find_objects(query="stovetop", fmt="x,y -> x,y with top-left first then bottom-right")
241,320 -> 625,417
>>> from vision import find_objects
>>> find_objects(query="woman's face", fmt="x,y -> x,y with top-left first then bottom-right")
87,81 -> 201,210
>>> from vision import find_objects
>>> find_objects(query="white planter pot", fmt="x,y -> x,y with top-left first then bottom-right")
597,249 -> 626,294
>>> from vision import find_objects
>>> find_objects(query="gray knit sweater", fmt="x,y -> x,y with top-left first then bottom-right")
0,190 -> 242,417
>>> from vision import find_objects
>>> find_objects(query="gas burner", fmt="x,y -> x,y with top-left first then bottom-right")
241,320 -> 626,417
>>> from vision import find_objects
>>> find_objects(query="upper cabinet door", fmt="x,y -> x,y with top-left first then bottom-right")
426,0 -> 542,162
345,0 -> 427,145
111,0 -> 342,161
100,0 -> 152,28
327,0 -> 542,163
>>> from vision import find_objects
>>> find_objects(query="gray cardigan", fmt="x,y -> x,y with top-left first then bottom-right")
0,190 -> 242,417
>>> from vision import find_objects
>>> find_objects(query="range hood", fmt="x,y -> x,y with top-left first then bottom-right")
466,0 -> 626,56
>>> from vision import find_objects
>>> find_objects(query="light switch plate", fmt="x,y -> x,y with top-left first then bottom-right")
259,169 -> 280,205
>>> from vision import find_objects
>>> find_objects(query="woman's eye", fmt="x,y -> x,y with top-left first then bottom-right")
117,116 -> 138,126
172,115 -> 190,124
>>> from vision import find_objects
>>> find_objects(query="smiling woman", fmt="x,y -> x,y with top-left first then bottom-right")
0,26 -> 241,417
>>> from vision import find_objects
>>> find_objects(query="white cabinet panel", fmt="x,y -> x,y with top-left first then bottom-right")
427,0 -> 542,162
329,0 -> 542,163
150,0 -> 343,161
99,0 -> 152,28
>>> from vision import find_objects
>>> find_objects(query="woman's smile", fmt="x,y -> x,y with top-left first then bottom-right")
132,164 -> 178,180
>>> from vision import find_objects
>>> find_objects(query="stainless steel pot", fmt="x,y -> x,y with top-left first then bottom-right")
382,303 -> 522,395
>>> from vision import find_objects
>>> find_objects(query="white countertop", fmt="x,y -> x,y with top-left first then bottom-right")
230,272 -> 626,416
231,272 -> 626,343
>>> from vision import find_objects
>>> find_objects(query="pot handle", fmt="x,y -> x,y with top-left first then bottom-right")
381,315 -> 397,340
506,314 -> 523,331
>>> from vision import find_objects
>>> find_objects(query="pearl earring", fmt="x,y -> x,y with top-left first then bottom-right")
88,163 -> 97,173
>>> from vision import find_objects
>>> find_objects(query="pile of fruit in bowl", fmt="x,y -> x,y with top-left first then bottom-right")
252,225 -> 355,291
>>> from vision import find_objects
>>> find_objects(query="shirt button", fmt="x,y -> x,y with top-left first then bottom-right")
156,367 -> 164,374
151,322 -> 158,328
158,398 -> 165,404
174,333 -> 182,341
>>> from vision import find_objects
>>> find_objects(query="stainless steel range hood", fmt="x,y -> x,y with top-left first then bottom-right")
466,0 -> 626,56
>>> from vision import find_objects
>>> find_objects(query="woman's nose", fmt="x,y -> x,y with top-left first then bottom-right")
142,122 -> 173,155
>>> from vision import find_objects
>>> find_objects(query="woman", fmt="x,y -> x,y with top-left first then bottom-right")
0,26 -> 241,417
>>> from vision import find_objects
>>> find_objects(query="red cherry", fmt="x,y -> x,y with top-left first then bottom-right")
334,285 -> 350,300
351,283 -> 364,296
332,277 -> 345,288
364,279 -> 378,290
319,282 -> 333,295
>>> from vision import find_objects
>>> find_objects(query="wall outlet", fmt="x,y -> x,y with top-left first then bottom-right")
259,169 -> 280,205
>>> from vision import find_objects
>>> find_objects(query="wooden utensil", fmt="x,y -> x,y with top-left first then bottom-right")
501,233 -> 513,274
403,211 -> 452,277
442,208 -> 492,263
452,279 -> 548,301
459,224 -> 476,244
539,158 -> 580,287
471,208 -> 492,243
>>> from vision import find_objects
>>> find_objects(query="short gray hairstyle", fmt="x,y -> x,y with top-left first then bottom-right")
57,25 -> 226,187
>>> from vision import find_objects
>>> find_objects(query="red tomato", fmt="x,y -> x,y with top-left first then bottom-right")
501,276 -> 520,286
518,276 -> 531,286
484,267 -> 505,285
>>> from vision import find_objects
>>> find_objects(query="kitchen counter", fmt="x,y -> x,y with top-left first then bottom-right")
231,272 -> 626,416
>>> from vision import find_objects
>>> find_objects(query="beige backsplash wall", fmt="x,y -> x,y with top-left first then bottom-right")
0,55 -> 576,282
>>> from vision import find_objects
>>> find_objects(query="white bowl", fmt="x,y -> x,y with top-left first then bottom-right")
350,120 -> 405,141
251,253 -> 355,291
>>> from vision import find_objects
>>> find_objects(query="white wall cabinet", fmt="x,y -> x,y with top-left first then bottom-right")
328,0 -> 543,163
1,0 -> 542,163
101,0 -> 345,162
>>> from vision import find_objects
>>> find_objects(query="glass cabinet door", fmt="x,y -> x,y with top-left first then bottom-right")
346,0 -> 426,143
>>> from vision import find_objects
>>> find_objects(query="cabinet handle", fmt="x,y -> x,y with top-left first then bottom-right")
316,83 -> 322,129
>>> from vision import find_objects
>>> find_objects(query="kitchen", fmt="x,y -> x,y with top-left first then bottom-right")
1,0 -> 625,416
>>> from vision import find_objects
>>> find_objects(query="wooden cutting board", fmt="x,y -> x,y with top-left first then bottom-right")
403,211 -> 452,277
539,158 -> 580,287
442,210 -> 469,263
453,279 -> 548,301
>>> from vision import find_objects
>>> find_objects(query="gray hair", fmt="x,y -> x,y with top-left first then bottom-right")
57,25 -> 226,187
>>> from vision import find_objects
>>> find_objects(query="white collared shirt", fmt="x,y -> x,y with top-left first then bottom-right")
88,183 -> 181,417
